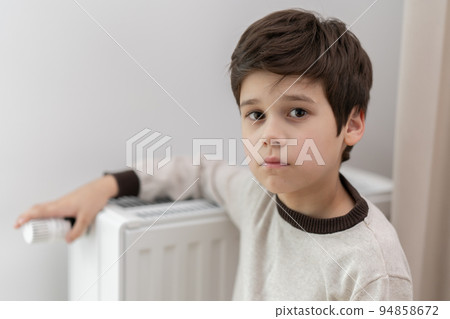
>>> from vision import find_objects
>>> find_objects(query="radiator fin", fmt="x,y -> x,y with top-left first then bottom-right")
137,249 -> 151,300
162,245 -> 176,300
186,242 -> 200,300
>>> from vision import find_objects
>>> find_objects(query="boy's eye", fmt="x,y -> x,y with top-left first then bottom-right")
247,111 -> 265,121
289,108 -> 307,118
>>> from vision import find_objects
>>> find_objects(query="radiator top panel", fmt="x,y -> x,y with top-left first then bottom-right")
105,196 -> 222,222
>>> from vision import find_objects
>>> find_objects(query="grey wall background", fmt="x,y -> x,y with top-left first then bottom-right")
0,0 -> 403,300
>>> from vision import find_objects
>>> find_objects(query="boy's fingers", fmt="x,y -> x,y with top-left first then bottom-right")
66,215 -> 89,243
14,215 -> 29,228
13,205 -> 43,228
14,202 -> 66,228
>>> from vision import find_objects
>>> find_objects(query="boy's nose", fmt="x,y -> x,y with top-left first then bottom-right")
263,138 -> 287,146
261,118 -> 288,146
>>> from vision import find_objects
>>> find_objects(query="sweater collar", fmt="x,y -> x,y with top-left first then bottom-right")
275,173 -> 369,234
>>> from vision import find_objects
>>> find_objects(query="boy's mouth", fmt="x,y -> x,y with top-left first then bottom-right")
261,156 -> 289,167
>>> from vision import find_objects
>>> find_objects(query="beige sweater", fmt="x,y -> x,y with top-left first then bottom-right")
116,156 -> 413,300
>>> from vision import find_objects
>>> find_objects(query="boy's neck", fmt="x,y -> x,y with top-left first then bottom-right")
277,171 -> 355,219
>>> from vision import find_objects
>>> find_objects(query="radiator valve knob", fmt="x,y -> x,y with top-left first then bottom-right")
22,218 -> 75,244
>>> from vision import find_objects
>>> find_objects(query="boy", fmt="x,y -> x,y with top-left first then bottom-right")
15,9 -> 412,300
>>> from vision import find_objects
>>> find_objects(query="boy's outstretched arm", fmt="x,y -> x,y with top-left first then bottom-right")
14,175 -> 119,243
14,156 -> 252,243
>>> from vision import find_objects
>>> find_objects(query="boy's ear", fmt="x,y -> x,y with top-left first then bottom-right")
343,107 -> 365,146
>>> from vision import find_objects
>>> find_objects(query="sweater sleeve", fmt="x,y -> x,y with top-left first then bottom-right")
351,275 -> 413,301
104,170 -> 140,198
117,156 -> 253,229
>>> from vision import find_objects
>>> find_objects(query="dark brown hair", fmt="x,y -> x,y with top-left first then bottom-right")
229,9 -> 373,162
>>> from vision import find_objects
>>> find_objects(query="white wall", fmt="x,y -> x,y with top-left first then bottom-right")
0,0 -> 403,300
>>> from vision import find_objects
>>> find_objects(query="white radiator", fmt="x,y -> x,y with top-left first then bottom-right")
68,167 -> 392,301
68,197 -> 240,301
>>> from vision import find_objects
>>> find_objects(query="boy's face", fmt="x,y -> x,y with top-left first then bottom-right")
239,70 -> 349,194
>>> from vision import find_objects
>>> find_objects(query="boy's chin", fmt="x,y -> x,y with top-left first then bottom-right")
258,179 -> 296,195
